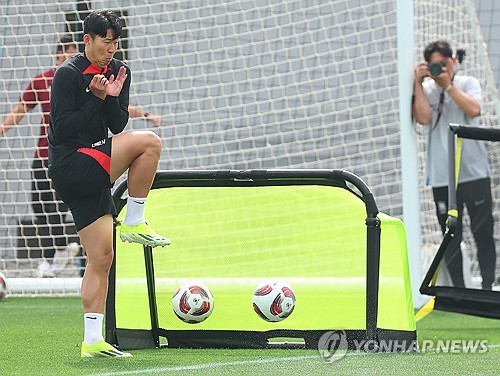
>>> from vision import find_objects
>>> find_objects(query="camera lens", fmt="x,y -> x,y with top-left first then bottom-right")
428,63 -> 443,76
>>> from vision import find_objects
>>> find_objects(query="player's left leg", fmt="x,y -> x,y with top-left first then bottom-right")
110,131 -> 161,197
111,131 -> 170,247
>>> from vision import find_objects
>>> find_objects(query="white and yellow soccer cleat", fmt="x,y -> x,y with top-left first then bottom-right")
81,340 -> 132,358
119,222 -> 171,247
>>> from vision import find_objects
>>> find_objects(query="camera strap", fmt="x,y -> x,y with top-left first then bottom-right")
431,73 -> 456,132
432,92 -> 445,132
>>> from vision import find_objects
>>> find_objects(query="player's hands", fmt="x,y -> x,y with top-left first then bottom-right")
106,66 -> 128,97
89,74 -> 109,100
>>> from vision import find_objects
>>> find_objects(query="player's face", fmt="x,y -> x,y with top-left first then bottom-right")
85,28 -> 119,68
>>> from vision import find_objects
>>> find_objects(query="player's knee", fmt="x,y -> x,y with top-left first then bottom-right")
87,246 -> 114,271
101,247 -> 114,269
144,131 -> 162,157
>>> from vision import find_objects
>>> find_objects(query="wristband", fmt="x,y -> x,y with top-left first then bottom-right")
444,83 -> 453,93
143,112 -> 149,118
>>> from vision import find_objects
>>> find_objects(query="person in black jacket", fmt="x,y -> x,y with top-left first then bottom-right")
48,10 -> 170,358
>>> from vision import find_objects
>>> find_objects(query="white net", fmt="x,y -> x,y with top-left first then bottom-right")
0,0 -> 498,294
414,0 -> 500,289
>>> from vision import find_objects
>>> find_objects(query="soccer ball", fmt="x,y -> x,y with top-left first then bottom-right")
172,282 -> 214,324
0,271 -> 8,300
252,280 -> 296,322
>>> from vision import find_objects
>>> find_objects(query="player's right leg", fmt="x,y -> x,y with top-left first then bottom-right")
49,141 -> 136,357
110,131 -> 170,247
78,214 -> 132,358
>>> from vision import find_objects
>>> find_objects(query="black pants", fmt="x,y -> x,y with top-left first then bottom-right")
432,177 -> 496,289
31,158 -> 69,258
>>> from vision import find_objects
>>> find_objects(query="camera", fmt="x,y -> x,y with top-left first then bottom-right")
428,62 -> 444,76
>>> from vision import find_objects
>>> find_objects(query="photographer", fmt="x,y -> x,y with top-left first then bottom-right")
412,40 -> 496,290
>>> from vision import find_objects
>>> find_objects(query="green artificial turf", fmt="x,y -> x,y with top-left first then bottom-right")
0,297 -> 499,375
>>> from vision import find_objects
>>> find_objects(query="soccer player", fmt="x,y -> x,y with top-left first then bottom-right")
48,10 -> 170,357
0,34 -> 163,277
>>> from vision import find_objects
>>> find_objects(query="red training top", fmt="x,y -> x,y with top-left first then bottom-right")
20,67 -> 56,160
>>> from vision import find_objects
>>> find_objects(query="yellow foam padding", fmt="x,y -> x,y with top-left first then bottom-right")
455,137 -> 463,188
114,186 -> 415,333
414,297 -> 435,322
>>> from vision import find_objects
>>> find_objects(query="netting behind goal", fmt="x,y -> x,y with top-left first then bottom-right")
0,0 -> 498,294
414,1 -> 500,289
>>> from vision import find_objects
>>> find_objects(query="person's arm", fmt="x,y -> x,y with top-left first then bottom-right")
412,61 -> 432,125
103,96 -> 129,134
1,76 -> 40,136
431,64 -> 481,118
50,65 -> 104,140
445,80 -> 481,118
103,65 -> 131,134
0,102 -> 28,136
128,105 -> 161,127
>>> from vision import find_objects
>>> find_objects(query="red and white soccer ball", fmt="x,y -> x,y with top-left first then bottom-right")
172,282 -> 214,324
0,271 -> 8,301
252,280 -> 296,322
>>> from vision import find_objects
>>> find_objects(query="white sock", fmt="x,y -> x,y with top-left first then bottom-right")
124,196 -> 147,226
84,313 -> 104,345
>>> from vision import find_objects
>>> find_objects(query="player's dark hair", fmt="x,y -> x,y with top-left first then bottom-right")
56,33 -> 77,54
423,40 -> 453,62
83,10 -> 122,39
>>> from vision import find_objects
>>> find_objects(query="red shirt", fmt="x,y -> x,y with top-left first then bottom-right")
21,67 -> 56,159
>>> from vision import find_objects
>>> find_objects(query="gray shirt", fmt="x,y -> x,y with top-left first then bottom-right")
422,75 -> 490,187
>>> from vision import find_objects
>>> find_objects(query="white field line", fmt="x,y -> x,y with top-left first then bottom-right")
85,344 -> 500,376
85,355 -> 318,376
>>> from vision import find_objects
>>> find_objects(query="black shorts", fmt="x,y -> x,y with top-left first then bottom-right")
49,137 -> 116,231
